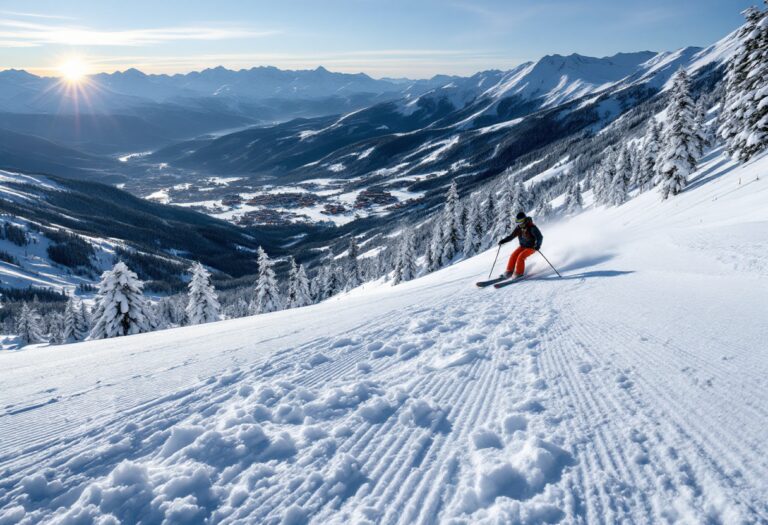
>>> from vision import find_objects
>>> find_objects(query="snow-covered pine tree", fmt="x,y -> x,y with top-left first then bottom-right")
609,171 -> 629,206
250,247 -> 282,314
610,147 -> 632,205
493,178 -> 515,240
593,148 -> 617,204
532,184 -> 554,219
151,302 -> 168,330
325,263 -> 344,299
629,146 -> 642,188
313,260 -> 340,301
458,201 -> 468,243
393,230 -> 418,285
186,262 -> 221,325
61,297 -> 81,343
659,68 -> 698,200
720,7 -> 761,153
456,189 -> 466,230
89,262 -> 156,339
481,191 -> 496,235
462,194 -> 483,257
16,303 -> 45,346
76,300 -> 91,337
425,220 -> 444,272
345,237 -> 363,290
720,5 -> 768,162
693,99 -> 710,158
171,295 -> 189,325
287,257 -> 312,308
47,312 -> 65,345
309,266 -> 325,302
511,180 -> 528,216
533,198 -> 553,221
478,192 -> 496,249
439,180 -> 463,266
563,179 -> 583,214
154,297 -> 175,329
227,297 -> 250,319
739,4 -> 768,161
360,254 -> 374,283
637,119 -> 662,191
590,167 -> 604,204
373,247 -> 391,279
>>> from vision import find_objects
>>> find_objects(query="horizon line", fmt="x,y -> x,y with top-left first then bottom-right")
0,47 -> 672,82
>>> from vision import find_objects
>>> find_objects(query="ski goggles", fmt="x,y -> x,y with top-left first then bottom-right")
515,217 -> 527,224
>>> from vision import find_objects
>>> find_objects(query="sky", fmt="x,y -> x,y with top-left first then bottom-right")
0,0 -> 757,79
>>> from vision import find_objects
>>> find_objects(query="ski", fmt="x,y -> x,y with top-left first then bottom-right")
476,276 -> 508,287
493,275 -> 531,288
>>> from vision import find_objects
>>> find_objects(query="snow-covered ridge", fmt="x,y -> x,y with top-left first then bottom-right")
1,148 -> 766,523
485,51 -> 657,107
395,51 -> 653,122
395,38 -> 735,133
0,216 -> 117,296
0,169 -> 269,293
0,170 -> 64,198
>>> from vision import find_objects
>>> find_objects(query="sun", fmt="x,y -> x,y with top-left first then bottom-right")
58,58 -> 89,84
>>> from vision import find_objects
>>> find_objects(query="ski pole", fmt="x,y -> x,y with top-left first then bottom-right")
537,250 -> 562,278
488,245 -> 501,279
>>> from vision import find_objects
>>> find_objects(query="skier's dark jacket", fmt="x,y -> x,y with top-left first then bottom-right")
499,218 -> 543,249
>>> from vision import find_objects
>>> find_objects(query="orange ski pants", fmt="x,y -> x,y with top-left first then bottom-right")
506,246 -> 536,275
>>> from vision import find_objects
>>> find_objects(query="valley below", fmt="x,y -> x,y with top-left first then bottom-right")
119,154 -> 425,229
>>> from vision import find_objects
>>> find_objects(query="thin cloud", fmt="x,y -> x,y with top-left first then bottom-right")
0,18 -> 279,48
0,39 -> 38,48
0,10 -> 75,20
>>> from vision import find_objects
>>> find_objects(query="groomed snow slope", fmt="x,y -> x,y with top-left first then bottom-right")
1,148 -> 767,524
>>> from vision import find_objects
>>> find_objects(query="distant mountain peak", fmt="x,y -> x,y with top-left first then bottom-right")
0,68 -> 37,80
119,68 -> 147,78
538,50 -> 657,66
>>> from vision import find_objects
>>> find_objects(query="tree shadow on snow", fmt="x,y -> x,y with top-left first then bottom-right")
683,155 -> 734,193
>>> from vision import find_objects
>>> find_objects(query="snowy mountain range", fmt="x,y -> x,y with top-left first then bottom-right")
134,33 -> 735,233
0,33 -> 735,157
0,22 -> 744,296
0,65 -> 409,111
0,67 -> 439,155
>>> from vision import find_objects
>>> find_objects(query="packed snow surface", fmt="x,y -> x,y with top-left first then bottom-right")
1,150 -> 767,523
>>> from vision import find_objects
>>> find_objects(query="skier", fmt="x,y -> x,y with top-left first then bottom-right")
497,212 -> 543,279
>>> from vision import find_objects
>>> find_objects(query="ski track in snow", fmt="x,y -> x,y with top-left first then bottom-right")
2,278 -> 766,523
1,152 -> 768,523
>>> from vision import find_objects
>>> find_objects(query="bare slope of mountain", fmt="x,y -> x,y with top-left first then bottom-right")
0,128 -> 130,182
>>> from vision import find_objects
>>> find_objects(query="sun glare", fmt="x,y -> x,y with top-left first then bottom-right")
58,58 -> 89,84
